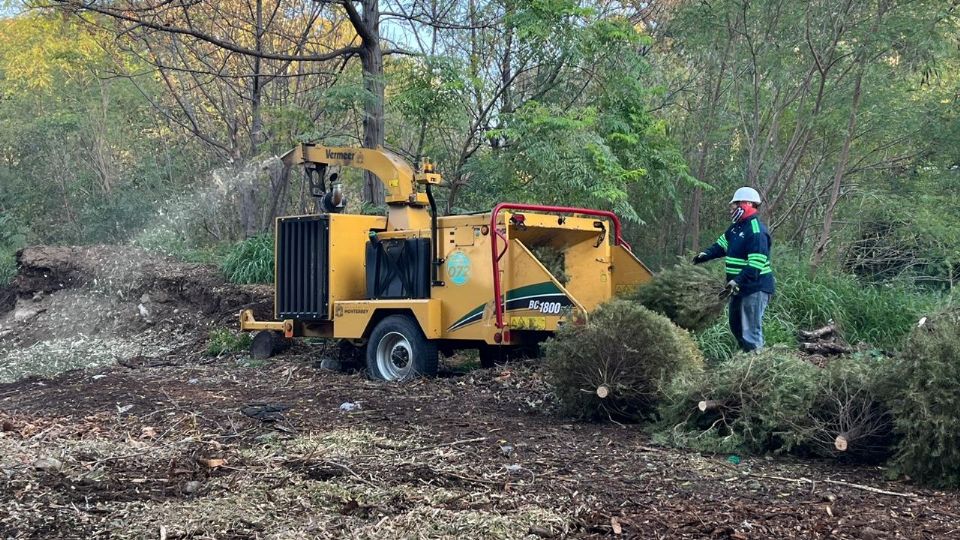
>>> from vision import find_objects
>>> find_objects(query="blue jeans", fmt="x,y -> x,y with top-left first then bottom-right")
729,291 -> 770,352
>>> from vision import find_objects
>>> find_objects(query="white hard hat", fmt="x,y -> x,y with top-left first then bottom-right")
730,187 -> 762,205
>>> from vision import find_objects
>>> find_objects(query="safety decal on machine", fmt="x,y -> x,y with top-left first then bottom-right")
446,251 -> 471,285
447,282 -> 572,332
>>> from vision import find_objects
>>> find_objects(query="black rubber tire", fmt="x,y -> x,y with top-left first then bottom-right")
478,344 -> 503,369
273,332 -> 292,353
336,339 -> 364,371
365,315 -> 438,381
251,331 -> 290,360
251,331 -> 278,360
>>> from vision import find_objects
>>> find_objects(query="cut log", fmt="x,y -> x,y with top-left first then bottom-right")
835,433 -> 849,452
698,400 -> 722,412
799,323 -> 837,340
596,385 -> 610,399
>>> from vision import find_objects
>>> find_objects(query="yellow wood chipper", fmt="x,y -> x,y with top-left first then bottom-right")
239,143 -> 653,381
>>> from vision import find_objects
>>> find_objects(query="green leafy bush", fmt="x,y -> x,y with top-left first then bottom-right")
883,309 -> 960,487
842,171 -> 960,288
222,234 -> 274,284
544,299 -> 703,422
206,328 -> 253,356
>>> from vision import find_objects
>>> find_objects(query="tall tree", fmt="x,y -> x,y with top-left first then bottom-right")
0,11 -> 210,243
662,0 -> 958,262
41,0 -> 422,204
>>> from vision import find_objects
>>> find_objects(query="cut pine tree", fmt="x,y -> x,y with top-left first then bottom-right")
627,262 -> 726,332
544,300 -> 704,422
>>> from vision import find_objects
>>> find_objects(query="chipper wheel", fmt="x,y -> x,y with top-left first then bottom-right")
366,315 -> 438,381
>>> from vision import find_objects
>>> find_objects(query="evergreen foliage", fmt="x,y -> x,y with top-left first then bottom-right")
883,309 -> 960,487
628,261 -> 727,332
659,350 -> 893,464
544,299 -> 703,422
657,347 -> 819,454
802,357 -> 893,462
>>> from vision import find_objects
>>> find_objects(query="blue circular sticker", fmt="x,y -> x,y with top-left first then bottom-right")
447,251 -> 471,285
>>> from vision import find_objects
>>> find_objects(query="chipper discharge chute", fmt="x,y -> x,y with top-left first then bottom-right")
240,143 -> 653,381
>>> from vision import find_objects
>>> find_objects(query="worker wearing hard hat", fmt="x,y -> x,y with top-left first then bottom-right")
693,187 -> 775,351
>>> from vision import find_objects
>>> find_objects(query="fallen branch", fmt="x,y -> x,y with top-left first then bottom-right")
323,459 -> 382,490
351,436 -> 489,459
395,436 -> 487,455
752,473 -> 919,498
529,526 -> 556,538
799,324 -> 837,340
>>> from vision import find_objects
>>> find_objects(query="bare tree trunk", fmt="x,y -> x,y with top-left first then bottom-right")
360,0 -> 386,206
241,177 -> 258,237
91,79 -> 115,194
500,28 -> 513,116
682,23 -> 732,252
688,171 -> 704,252
811,68 -> 863,270
249,0 -> 264,156
265,161 -> 290,229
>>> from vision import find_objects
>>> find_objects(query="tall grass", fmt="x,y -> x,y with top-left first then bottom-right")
0,213 -> 24,286
694,322 -> 737,364
696,254 -> 939,362
221,234 -> 274,284
0,248 -> 16,286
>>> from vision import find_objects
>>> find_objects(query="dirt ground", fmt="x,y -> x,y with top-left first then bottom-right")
0,246 -> 958,539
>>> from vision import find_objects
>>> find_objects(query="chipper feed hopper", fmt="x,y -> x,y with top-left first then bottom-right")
239,143 -> 653,381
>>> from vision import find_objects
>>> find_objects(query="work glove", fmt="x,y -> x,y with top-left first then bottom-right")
692,252 -> 708,265
718,279 -> 740,299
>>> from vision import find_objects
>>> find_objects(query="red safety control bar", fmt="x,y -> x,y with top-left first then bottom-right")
489,203 -> 632,331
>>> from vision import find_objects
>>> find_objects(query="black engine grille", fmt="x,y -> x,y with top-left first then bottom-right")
276,216 -> 329,320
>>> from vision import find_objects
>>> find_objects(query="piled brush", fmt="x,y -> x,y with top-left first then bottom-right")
798,323 -> 852,363
659,347 -> 896,462
543,299 -> 703,422
800,358 -> 893,462
882,309 -> 960,487
628,262 -> 726,332
658,347 -> 819,454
